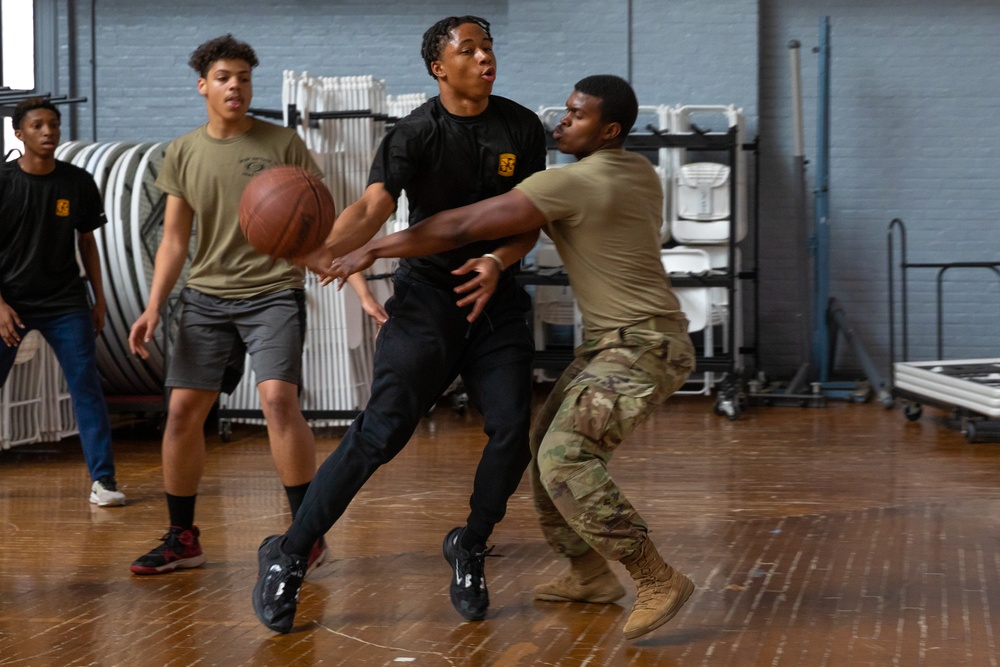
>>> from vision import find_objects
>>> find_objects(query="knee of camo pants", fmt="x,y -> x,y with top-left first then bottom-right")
535,386 -> 649,562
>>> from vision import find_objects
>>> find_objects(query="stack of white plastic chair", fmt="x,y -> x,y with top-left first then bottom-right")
659,247 -> 716,395
0,330 -> 44,449
668,104 -> 746,247
666,105 -> 745,373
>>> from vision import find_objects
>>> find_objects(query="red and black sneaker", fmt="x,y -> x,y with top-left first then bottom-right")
306,536 -> 328,579
130,526 -> 207,575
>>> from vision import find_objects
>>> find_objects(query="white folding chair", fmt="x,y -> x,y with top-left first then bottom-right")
660,247 -> 716,395
1,331 -> 44,449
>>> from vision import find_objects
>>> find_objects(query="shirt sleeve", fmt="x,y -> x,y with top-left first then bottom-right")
285,133 -> 323,178
514,166 -> 580,225
367,122 -> 421,202
155,139 -> 184,199
75,170 -> 108,234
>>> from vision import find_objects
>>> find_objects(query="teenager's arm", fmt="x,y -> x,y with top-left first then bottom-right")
0,290 -> 24,347
76,230 -> 107,335
294,183 -> 396,275
330,189 -> 547,280
347,273 -> 388,326
128,194 -> 194,358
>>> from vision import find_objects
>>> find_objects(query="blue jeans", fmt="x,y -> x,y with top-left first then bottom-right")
0,310 -> 116,481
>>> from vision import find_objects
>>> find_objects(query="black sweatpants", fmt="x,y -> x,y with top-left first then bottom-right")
284,270 -> 535,555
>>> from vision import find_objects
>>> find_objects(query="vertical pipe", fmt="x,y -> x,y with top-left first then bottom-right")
626,0 -> 633,84
812,16 -> 832,382
786,38 -> 812,394
89,0 -> 97,140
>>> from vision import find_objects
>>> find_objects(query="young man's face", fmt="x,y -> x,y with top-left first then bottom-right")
553,91 -> 618,159
431,22 -> 496,101
14,108 -> 61,160
198,58 -> 253,122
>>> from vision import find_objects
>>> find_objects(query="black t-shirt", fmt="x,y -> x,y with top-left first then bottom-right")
0,159 -> 107,316
369,95 -> 547,286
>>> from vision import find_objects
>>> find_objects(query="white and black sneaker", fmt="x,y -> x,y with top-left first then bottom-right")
89,476 -> 126,506
442,526 -> 494,621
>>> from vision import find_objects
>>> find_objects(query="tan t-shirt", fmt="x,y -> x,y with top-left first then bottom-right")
515,148 -> 683,340
156,119 -> 321,299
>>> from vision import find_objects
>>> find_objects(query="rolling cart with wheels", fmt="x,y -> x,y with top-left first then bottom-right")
887,218 -> 1000,442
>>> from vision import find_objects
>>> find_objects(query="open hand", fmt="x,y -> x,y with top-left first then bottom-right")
453,257 -> 500,323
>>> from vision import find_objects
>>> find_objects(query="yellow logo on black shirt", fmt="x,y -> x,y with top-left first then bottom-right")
56,199 -> 70,217
498,153 -> 516,177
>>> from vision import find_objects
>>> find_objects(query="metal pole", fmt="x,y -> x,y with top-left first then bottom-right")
785,38 -> 812,394
812,16 -> 832,382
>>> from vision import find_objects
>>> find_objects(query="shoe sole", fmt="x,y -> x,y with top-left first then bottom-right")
622,575 -> 695,640
130,554 -> 208,575
534,589 -> 626,604
90,494 -> 126,507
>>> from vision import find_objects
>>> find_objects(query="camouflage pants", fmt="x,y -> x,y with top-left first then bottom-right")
529,321 -> 695,561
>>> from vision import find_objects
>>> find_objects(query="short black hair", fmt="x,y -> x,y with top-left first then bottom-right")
573,75 -> 639,136
188,34 -> 259,78
12,97 -> 60,130
420,15 -> 492,78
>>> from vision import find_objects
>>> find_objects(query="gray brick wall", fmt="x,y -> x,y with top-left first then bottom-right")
43,0 -> 1000,382
759,0 -> 1000,380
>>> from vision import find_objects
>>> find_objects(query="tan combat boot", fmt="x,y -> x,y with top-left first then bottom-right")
533,548 -> 626,603
620,539 -> 694,639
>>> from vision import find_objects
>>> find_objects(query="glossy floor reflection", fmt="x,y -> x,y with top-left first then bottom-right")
1,393 -> 998,666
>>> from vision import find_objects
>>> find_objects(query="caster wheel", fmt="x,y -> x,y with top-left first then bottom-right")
220,420 -> 232,442
903,403 -> 922,422
714,397 -> 740,421
965,422 -> 977,443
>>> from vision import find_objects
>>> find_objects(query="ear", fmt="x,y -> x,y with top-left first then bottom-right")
13,128 -> 23,142
601,121 -> 623,142
430,60 -> 446,80
197,77 -> 208,96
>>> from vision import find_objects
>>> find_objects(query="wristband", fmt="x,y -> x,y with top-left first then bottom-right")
482,253 -> 504,271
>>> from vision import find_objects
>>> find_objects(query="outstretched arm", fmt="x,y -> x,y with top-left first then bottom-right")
294,182 -> 396,275
328,189 -> 547,280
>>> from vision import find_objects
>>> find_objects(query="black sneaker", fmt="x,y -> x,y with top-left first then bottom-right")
442,526 -> 495,621
252,535 -> 306,633
130,526 -> 206,575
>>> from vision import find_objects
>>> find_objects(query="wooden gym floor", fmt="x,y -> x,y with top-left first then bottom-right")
1,391 -> 999,666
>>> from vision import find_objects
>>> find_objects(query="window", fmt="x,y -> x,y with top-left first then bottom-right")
2,0 -> 34,157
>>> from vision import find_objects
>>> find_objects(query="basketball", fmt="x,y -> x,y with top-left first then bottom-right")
239,165 -> 336,260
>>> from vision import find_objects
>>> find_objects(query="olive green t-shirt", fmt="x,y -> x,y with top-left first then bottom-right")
515,148 -> 683,340
156,119 -> 321,299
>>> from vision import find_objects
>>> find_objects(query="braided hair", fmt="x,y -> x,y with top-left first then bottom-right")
420,15 -> 492,78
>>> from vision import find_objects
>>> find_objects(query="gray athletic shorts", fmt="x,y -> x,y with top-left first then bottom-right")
166,287 -> 306,394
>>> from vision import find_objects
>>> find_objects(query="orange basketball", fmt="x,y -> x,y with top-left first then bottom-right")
239,165 -> 336,260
